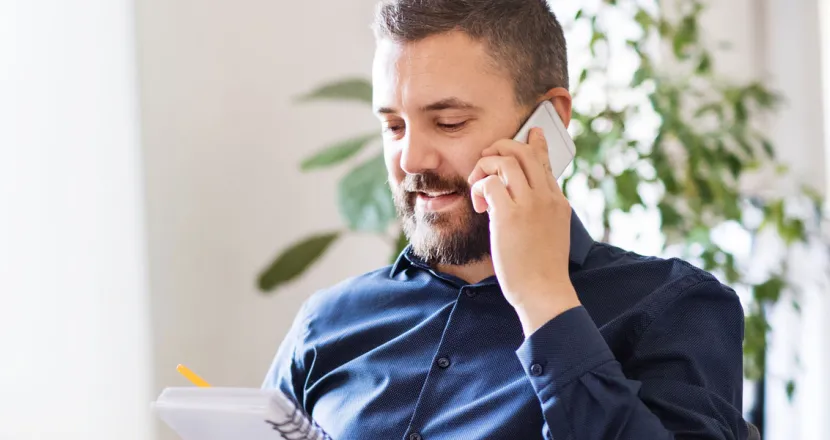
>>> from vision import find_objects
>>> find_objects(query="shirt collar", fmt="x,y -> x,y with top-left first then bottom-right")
389,209 -> 594,278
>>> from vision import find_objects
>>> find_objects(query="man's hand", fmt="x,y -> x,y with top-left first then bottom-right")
468,127 -> 581,337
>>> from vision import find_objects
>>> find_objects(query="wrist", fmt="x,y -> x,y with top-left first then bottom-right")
513,284 -> 581,337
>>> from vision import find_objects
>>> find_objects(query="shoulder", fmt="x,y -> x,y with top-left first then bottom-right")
303,265 -> 395,309
578,242 -> 743,327
295,265 -> 401,337
583,241 -> 735,294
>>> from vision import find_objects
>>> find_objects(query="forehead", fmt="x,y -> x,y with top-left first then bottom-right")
372,31 -> 515,111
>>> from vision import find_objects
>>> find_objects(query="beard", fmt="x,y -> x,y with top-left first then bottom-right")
392,171 -> 491,266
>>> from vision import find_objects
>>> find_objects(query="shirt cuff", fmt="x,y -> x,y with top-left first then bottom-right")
515,306 -> 614,402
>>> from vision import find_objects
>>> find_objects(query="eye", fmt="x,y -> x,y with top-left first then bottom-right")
382,122 -> 405,136
437,121 -> 468,132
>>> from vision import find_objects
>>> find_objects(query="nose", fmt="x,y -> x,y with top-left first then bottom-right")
399,130 -> 440,175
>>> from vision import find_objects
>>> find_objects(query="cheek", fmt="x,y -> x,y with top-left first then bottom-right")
384,144 -> 405,186
444,136 -> 491,180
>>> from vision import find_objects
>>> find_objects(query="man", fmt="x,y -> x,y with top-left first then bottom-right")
263,1 -> 749,439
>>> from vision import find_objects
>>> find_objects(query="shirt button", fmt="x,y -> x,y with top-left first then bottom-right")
465,289 -> 477,298
409,433 -> 423,440
530,363 -> 544,376
436,357 -> 451,368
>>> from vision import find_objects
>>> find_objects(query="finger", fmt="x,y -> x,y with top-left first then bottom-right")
480,132 -> 549,190
528,128 -> 559,192
471,175 -> 514,214
513,128 -> 558,192
468,155 -> 530,200
527,128 -> 558,191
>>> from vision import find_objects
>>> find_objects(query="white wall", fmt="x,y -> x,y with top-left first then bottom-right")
133,1 -> 389,439
0,1 -> 152,439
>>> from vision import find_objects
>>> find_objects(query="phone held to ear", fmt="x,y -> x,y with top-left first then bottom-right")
512,100 -> 576,180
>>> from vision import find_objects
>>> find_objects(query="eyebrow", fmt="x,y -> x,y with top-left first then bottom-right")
375,97 -> 481,115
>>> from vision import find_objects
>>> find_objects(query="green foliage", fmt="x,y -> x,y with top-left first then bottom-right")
300,133 -> 379,171
786,379 -> 796,402
295,77 -> 373,104
257,0 -> 823,391
258,232 -> 341,291
564,1 -> 820,388
743,304 -> 770,380
338,153 -> 396,233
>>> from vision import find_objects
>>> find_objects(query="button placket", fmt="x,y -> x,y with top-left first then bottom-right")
404,285 -> 499,439
402,293 -> 462,439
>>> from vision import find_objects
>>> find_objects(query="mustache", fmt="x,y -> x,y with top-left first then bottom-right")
400,172 -> 470,194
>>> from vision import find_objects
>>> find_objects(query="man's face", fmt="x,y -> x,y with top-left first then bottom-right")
372,31 -> 528,266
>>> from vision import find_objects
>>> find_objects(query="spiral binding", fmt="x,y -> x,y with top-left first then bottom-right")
264,398 -> 331,440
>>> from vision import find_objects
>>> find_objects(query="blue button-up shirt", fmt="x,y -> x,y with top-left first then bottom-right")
263,213 -> 748,439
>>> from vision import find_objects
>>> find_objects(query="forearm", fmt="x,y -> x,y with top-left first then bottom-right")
515,306 -> 741,440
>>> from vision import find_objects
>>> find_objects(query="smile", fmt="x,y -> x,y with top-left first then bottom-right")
415,192 -> 462,212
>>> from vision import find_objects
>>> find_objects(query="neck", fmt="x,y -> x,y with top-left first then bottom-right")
436,256 -> 496,285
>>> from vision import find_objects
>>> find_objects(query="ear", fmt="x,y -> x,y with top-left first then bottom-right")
537,87 -> 572,128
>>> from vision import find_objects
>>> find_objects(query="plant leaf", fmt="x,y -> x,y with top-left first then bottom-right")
658,19 -> 672,37
724,252 -> 740,283
574,122 -> 603,162
673,16 -> 698,59
761,139 -> 776,158
697,53 -> 712,74
742,309 -> 770,381
632,66 -> 648,87
301,133 -> 379,171
780,219 -> 806,244
658,201 -> 683,229
634,10 -> 653,29
338,153 -> 397,232
754,276 -> 785,304
786,380 -> 796,402
590,31 -> 607,55
297,78 -> 373,104
615,169 -> 643,212
258,231 -> 341,292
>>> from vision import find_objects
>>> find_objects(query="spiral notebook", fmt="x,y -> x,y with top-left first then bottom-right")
152,387 -> 331,440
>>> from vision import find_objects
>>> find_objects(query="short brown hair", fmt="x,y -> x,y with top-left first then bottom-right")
372,0 -> 569,107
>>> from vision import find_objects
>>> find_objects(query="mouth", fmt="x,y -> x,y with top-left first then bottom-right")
414,190 -> 463,212
418,190 -> 456,197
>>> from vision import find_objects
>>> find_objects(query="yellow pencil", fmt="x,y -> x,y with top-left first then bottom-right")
176,364 -> 212,387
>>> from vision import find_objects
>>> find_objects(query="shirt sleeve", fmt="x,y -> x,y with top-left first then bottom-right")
515,280 -> 748,440
261,299 -> 312,406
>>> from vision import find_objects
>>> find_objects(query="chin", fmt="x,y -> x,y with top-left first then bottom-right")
410,217 -> 456,248
405,210 -> 492,266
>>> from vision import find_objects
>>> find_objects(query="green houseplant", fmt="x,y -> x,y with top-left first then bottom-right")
256,0 -> 823,407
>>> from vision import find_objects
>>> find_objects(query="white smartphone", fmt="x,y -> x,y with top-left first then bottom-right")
512,100 -> 576,180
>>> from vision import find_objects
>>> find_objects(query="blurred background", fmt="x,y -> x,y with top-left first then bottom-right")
1,0 -> 829,439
